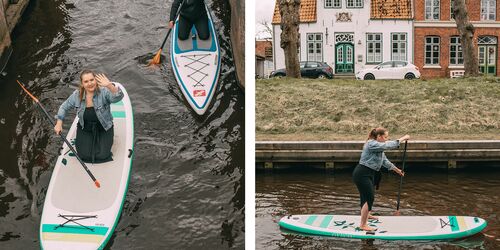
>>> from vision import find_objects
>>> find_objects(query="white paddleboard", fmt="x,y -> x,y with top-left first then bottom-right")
170,2 -> 220,115
279,215 -> 487,240
40,82 -> 134,250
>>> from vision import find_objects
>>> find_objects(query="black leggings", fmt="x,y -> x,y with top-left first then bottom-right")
352,164 -> 377,211
177,15 -> 209,40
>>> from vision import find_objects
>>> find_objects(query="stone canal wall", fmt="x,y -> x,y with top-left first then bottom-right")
256,140 -> 500,170
0,0 -> 11,64
0,0 -> 30,72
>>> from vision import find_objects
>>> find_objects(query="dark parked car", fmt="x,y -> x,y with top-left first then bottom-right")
270,61 -> 334,79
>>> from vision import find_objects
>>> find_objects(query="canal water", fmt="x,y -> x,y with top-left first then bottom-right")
0,0 -> 244,249
257,168 -> 500,249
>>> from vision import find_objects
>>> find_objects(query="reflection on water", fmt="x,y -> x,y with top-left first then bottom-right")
0,0 -> 244,249
256,168 -> 500,249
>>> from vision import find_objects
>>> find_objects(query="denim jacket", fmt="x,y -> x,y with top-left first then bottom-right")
359,139 -> 400,171
55,85 -> 124,131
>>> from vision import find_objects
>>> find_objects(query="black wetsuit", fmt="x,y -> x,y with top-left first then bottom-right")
75,107 -> 113,163
170,0 -> 209,40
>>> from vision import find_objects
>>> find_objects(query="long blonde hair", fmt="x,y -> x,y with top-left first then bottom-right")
79,69 -> 100,101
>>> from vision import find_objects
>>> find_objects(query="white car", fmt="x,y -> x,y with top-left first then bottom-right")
356,61 -> 421,80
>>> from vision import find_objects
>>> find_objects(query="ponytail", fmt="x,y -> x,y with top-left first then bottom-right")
367,127 -> 387,140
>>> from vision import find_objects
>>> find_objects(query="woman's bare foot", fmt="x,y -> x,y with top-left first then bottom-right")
368,214 -> 378,220
359,225 -> 377,231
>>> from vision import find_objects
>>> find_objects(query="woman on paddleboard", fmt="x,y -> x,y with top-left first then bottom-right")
169,0 -> 209,41
353,127 -> 409,231
54,70 -> 123,163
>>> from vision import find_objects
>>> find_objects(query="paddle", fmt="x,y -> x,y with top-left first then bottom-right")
16,80 -> 101,188
394,140 -> 408,216
148,0 -> 185,66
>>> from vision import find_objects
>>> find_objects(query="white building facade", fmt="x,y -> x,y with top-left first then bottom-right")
272,0 -> 414,75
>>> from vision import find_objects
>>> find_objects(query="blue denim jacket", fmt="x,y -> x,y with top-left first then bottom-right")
55,85 -> 124,131
359,139 -> 400,171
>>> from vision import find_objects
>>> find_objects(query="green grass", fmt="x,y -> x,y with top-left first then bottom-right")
256,77 -> 500,141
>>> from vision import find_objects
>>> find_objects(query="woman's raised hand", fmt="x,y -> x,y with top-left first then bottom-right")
399,134 -> 410,142
96,74 -> 112,87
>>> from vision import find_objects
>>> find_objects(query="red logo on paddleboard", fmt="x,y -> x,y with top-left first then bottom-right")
193,90 -> 206,97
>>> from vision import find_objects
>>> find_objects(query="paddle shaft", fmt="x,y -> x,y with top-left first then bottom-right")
396,141 -> 408,210
37,103 -> 98,183
159,0 -> 185,50
16,80 -> 100,188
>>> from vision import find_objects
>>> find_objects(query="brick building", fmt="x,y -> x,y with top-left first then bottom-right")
414,0 -> 500,78
256,40 -> 273,78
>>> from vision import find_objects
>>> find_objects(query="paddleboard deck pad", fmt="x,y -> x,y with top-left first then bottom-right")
279,215 -> 487,240
40,82 -> 134,250
170,2 -> 220,115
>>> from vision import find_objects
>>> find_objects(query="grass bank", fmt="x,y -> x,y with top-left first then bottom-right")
256,77 -> 500,141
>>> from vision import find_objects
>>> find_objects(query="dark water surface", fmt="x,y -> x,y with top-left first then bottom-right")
256,168 -> 500,249
0,0 -> 244,248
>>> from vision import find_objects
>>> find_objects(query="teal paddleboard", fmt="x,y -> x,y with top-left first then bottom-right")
279,214 -> 487,240
40,82 -> 134,250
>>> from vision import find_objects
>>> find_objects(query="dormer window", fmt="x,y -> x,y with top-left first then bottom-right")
325,0 -> 341,8
346,0 -> 363,8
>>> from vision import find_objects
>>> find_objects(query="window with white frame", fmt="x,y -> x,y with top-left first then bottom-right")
481,0 -> 496,20
391,33 -> 407,61
425,36 -> 440,65
307,33 -> 323,62
347,0 -> 363,8
366,33 -> 382,64
325,0 -> 341,8
425,0 -> 440,20
450,36 -> 463,65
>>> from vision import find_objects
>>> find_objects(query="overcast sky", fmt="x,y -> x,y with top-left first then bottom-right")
255,0 -> 276,39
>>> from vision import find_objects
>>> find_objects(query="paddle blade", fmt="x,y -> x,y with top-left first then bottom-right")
16,80 -> 39,103
95,180 -> 101,188
394,210 -> 401,216
148,49 -> 162,66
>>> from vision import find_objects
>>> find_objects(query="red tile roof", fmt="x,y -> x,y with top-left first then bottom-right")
256,40 -> 272,58
371,0 -> 412,19
272,0 -> 317,24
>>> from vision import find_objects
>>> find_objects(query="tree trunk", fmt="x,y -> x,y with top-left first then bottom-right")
279,0 -> 301,78
452,0 -> 480,77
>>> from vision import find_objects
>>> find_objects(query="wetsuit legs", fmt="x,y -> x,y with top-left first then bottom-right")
193,15 -> 209,40
177,15 -> 209,41
177,16 -> 192,41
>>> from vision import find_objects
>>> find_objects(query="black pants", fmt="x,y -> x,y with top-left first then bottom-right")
352,164 -> 377,211
76,123 -> 113,163
75,108 -> 113,164
177,15 -> 209,40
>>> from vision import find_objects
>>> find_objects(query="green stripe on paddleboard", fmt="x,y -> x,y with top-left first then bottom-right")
305,215 -> 318,226
320,215 -> 333,228
449,216 -> 459,232
112,111 -> 126,118
113,100 -> 124,106
42,224 -> 108,235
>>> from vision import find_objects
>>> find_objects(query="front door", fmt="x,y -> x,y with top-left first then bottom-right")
335,43 -> 354,73
479,45 -> 497,76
